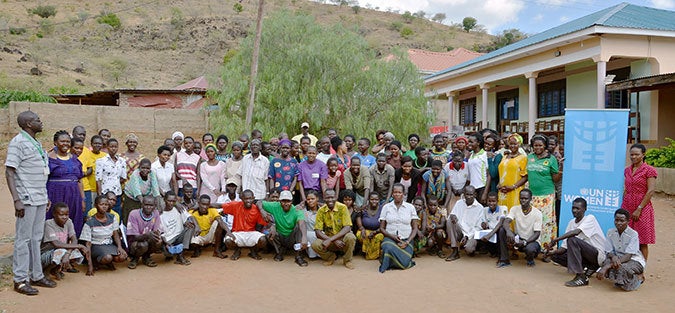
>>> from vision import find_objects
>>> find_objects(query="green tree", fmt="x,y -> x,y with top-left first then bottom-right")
210,11 -> 431,140
474,28 -> 527,52
431,13 -> 446,23
462,16 -> 477,32
402,11 -> 414,24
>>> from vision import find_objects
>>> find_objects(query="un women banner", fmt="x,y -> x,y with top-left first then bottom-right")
560,109 -> 629,233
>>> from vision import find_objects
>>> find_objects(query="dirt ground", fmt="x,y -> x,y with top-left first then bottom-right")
0,179 -> 673,313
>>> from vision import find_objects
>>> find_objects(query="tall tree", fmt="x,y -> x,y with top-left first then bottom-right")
462,17 -> 477,32
211,11 -> 431,141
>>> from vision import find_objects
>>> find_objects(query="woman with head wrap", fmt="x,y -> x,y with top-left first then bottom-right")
223,141 -> 244,193
497,133 -> 528,211
199,143 -> 227,201
120,133 -> 145,182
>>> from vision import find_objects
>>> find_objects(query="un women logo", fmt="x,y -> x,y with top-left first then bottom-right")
571,120 -> 619,172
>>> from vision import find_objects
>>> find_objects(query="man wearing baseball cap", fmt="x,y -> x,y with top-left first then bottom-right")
291,122 -> 318,147
257,190 -> 309,266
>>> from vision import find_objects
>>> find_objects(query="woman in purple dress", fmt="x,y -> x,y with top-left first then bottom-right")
47,131 -> 85,236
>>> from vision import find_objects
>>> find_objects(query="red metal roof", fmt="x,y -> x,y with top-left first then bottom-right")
407,48 -> 483,72
174,76 -> 208,90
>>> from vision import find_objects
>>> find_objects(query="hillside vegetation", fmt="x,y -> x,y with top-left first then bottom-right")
0,0 -> 492,94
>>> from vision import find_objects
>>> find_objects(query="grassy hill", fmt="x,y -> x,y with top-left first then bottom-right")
0,0 -> 492,94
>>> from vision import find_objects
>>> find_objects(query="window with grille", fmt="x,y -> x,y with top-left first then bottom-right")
459,98 -> 476,126
538,80 -> 566,118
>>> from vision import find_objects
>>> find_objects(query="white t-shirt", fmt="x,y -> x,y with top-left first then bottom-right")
379,201 -> 419,239
561,214 -> 607,264
444,162 -> 469,191
316,152 -> 332,164
152,159 -> 175,194
482,205 -> 508,230
467,149 -> 488,189
160,207 -> 190,242
450,199 -> 485,238
507,205 -> 543,243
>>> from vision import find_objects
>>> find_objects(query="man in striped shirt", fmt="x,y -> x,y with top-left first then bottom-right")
5,111 -> 56,295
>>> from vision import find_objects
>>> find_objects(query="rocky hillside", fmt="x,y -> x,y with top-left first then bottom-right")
0,0 -> 492,93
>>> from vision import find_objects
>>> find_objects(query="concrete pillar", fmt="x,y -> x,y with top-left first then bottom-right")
525,72 -> 538,141
596,60 -> 607,109
480,84 -> 489,129
446,92 -> 455,127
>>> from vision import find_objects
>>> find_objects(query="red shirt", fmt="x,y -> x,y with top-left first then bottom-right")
221,201 -> 267,232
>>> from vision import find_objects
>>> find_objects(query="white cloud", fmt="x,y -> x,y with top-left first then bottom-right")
559,16 -> 569,22
650,0 -> 675,9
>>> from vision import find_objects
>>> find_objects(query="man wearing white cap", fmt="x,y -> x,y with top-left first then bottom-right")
292,122 -> 318,147
257,191 -> 309,266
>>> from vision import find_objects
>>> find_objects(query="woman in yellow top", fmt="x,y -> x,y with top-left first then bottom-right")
497,134 -> 528,210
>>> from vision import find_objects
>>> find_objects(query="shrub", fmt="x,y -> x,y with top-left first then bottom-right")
233,3 -> 243,13
389,21 -> 403,31
97,12 -> 121,30
400,26 -> 413,39
29,5 -> 57,18
9,27 -> 26,35
401,11 -> 414,24
645,138 -> 675,168
0,89 -> 56,108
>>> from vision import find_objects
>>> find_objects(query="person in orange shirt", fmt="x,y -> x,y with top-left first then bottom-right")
217,190 -> 268,261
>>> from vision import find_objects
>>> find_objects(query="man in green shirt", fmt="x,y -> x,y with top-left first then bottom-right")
311,189 -> 357,269
258,191 -> 308,266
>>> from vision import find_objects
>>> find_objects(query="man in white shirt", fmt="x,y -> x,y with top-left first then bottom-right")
596,209 -> 646,291
477,192 -> 509,257
316,137 -> 332,164
497,189 -> 542,268
544,197 -> 606,287
445,186 -> 485,261
160,191 -> 199,264
238,139 -> 270,200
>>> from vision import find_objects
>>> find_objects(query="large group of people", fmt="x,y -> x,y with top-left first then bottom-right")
5,111 -> 657,296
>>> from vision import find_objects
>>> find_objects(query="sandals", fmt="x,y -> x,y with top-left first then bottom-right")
295,256 -> 308,267
565,274 -> 589,287
174,254 -> 191,266
248,251 -> 263,260
274,254 -> 284,262
65,267 -> 79,273
127,258 -> 138,269
143,257 -> 158,267
230,248 -> 242,260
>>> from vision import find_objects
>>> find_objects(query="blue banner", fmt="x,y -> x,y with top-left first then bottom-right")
560,109 -> 629,233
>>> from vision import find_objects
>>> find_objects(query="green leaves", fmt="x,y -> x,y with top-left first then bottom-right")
211,10 -> 431,141
645,138 -> 675,168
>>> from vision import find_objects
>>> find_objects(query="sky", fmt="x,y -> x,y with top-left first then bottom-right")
355,0 -> 675,35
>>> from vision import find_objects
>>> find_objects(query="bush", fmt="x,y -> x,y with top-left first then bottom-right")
402,11 -> 414,24
29,5 -> 57,18
233,3 -> 243,13
9,27 -> 26,35
400,26 -> 413,39
645,138 -> 675,168
389,21 -> 403,31
0,89 -> 56,108
97,13 -> 121,30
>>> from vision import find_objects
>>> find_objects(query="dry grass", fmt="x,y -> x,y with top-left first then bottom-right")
0,0 -> 491,93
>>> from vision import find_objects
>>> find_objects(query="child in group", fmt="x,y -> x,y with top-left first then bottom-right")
41,203 -> 89,279
479,192 -> 509,257
355,193 -> 384,260
419,196 -> 447,257
325,158 -> 342,195
80,195 -> 127,274
86,191 -> 121,225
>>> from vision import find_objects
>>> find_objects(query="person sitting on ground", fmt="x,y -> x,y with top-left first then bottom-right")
298,190 -> 321,259
311,189 -> 357,269
419,195 -> 446,257
544,197 -> 607,287
126,197 -> 163,269
596,209 -> 646,291
445,186 -> 484,261
216,190 -> 268,260
257,191 -> 309,267
41,203 -> 89,280
496,189 -> 542,268
177,183 -> 198,212
159,191 -> 196,265
356,193 -> 384,260
420,160 -> 452,209
190,195 -> 229,258
80,195 -> 127,275
86,191 -> 121,225
478,192 -> 508,258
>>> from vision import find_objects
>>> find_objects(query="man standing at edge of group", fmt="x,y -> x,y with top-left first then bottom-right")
292,122 -> 318,147
6,111 -> 57,295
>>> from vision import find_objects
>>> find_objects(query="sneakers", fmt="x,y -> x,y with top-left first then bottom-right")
496,261 -> 512,268
564,274 -> 589,287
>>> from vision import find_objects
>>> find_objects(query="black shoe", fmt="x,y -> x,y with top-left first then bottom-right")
14,281 -> 39,295
30,277 -> 57,288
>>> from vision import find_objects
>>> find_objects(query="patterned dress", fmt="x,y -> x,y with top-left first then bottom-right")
622,163 -> 658,244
